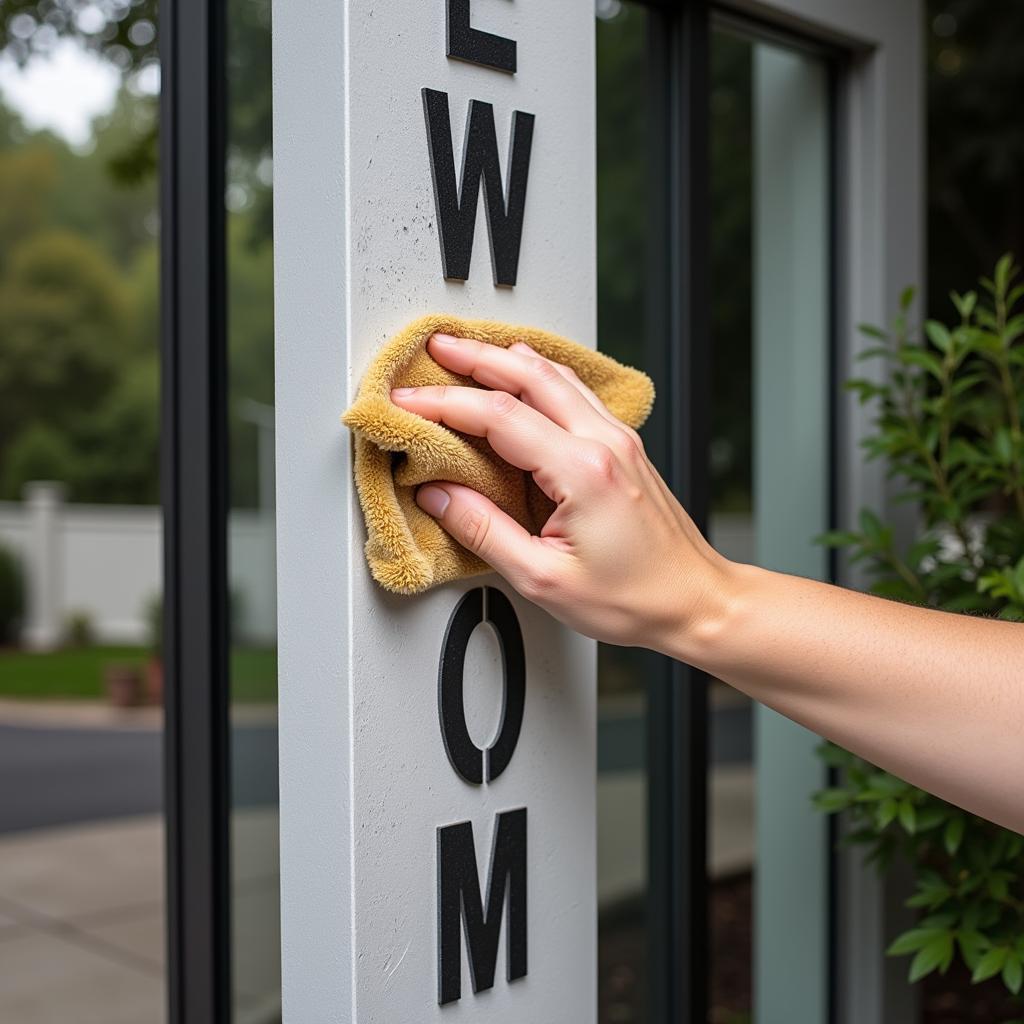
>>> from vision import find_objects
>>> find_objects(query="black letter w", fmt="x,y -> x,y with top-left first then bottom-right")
437,808 -> 527,1004
422,88 -> 535,287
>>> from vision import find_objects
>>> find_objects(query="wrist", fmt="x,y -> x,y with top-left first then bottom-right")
658,556 -> 760,671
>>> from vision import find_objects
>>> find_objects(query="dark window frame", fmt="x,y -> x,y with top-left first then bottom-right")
160,0 -> 232,1020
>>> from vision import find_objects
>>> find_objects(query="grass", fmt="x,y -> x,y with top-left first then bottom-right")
0,645 -> 278,703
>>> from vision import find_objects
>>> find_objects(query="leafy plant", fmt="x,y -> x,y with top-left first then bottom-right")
0,541 -> 23,645
815,255 -> 1024,1009
63,609 -> 95,649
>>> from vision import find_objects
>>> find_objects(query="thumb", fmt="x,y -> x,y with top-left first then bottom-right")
417,482 -> 553,589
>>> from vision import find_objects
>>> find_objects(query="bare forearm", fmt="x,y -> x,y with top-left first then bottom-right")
391,335 -> 1024,834
670,563 -> 1024,833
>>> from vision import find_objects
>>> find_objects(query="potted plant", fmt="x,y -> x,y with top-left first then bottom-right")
105,662 -> 144,707
816,256 -> 1024,1017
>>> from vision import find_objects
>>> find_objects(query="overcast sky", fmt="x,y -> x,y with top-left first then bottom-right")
0,40 -> 120,146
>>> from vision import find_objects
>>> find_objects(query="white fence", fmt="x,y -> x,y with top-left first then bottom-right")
0,481 -> 751,653
0,483 -> 277,649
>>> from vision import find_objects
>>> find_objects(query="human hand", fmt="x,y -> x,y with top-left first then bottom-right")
390,334 -> 733,653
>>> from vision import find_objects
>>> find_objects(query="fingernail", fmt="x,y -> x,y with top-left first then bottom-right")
417,485 -> 451,518
391,387 -> 417,398
431,333 -> 460,345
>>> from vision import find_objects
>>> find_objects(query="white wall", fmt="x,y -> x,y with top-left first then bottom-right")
0,486 -> 276,647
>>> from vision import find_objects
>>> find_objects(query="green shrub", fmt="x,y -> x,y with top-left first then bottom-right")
63,609 -> 95,648
0,541 -> 24,645
815,256 -> 1024,1007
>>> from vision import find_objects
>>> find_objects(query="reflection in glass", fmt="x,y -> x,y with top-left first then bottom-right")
597,4 -> 652,1022
0,32 -> 165,1024
226,0 -> 280,1019
708,30 -> 756,1024
708,27 -> 832,1023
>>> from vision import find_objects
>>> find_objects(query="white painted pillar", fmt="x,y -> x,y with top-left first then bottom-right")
22,481 -> 65,651
272,2 -> 597,1020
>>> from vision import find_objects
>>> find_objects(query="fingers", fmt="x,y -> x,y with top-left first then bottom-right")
392,384 -> 586,500
427,333 -> 605,436
417,482 -> 558,591
507,341 -> 616,421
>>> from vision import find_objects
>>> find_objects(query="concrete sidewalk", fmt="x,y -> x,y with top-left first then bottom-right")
0,812 -> 282,1024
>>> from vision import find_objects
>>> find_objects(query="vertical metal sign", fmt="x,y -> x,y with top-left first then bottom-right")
272,0 -> 597,1020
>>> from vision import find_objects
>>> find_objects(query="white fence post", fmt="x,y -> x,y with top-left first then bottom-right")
22,481 -> 65,651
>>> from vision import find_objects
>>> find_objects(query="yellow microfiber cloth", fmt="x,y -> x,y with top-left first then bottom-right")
341,314 -> 655,595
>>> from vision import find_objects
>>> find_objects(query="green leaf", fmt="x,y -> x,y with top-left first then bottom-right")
876,798 -> 898,829
1003,953 -> 1024,995
858,323 -> 888,341
900,285 -> 916,311
925,320 -> 953,353
908,932 -> 954,982
988,872 -> 1011,901
995,427 -> 1014,465
995,253 -> 1014,297
815,530 -> 861,548
887,927 -> 946,956
898,799 -> 917,834
899,348 -> 945,380
973,946 -> 1009,984
944,815 -> 965,856
813,788 -> 853,812
958,929 -> 988,970
859,508 -> 885,543
951,290 -> 977,319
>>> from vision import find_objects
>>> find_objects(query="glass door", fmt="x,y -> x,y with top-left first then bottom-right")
707,24 -> 834,1024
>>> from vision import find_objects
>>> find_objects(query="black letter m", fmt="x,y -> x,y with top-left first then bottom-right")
437,808 -> 527,1004
422,88 -> 535,287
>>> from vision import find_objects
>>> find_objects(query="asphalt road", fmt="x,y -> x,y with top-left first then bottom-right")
0,723 -> 280,835
0,705 -> 750,835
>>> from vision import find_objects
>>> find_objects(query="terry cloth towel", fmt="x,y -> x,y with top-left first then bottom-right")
342,314 -> 655,595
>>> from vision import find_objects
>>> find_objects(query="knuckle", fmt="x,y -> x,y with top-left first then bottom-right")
623,426 -> 645,452
489,390 -> 519,417
458,506 -> 491,554
584,443 -> 617,483
608,430 -> 639,460
527,357 -> 562,385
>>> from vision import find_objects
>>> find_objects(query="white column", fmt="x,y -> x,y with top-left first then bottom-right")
272,2 -> 597,1021
22,481 -> 65,652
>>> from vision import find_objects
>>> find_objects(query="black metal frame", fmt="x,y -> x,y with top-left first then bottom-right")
160,0 -> 232,1020
643,3 -> 712,1022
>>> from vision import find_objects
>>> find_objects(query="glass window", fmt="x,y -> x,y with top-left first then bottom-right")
596,4 -> 654,1021
0,32 -> 165,1024
226,0 -> 280,1018
707,25 -> 833,1024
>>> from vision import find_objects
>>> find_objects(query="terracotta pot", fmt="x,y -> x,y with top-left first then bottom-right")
105,664 -> 144,708
146,657 -> 163,707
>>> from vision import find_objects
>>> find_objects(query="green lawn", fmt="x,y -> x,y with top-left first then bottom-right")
0,645 -> 278,703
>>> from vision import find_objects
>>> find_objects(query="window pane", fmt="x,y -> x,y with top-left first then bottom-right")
707,27 -> 832,1023
0,32 -> 165,1023
597,4 -> 653,1022
226,0 -> 280,1018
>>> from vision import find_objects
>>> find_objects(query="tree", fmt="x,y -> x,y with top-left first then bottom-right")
0,230 -> 129,491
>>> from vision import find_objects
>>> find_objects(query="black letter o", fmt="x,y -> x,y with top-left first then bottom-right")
438,587 -> 525,784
